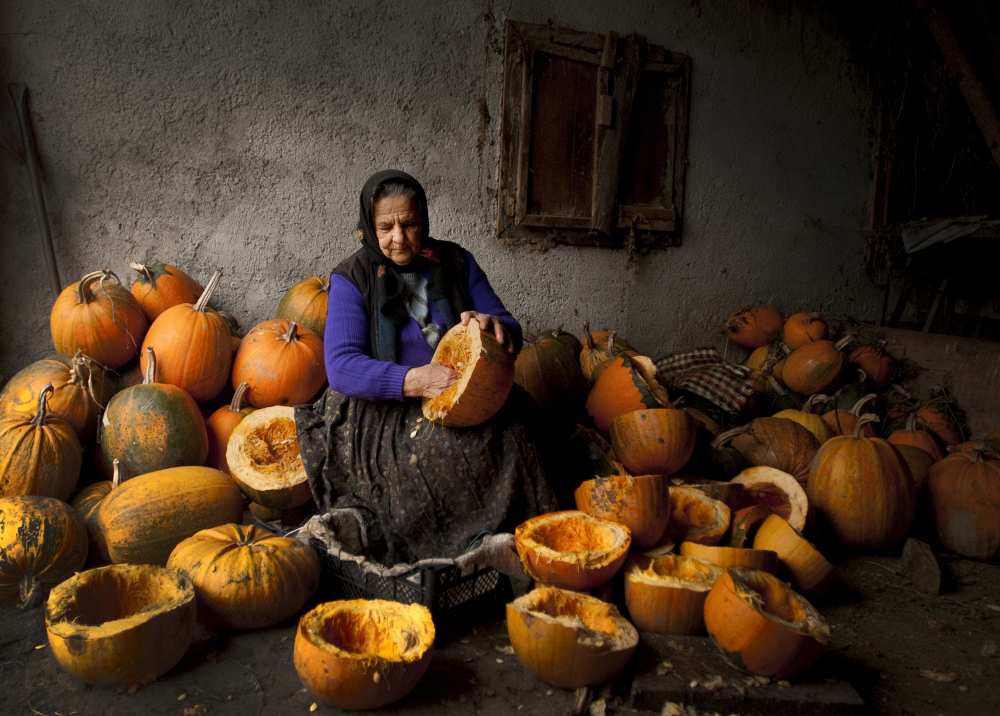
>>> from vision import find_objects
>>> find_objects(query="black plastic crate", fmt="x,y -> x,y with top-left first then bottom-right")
311,538 -> 513,623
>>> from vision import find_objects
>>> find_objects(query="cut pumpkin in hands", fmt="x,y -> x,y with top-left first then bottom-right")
422,321 -> 514,427
227,406 -> 310,509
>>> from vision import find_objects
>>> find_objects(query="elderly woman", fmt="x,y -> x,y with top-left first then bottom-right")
295,170 -> 556,565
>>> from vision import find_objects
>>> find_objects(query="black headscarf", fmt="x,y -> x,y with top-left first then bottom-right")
348,170 -> 471,362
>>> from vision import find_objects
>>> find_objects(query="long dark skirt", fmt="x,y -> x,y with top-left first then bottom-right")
294,387 -> 558,565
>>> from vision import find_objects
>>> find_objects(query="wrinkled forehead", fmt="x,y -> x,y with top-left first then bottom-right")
373,194 -> 421,222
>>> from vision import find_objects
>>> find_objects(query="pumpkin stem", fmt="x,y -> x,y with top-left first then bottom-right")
607,330 -> 616,353
193,270 -> 222,313
853,413 -> 880,438
32,384 -> 54,427
143,346 -> 158,384
319,275 -> 330,293
905,413 -> 918,432
129,262 -> 155,284
282,321 -> 299,343
766,375 -> 787,395
850,393 -> 878,416
112,458 -> 122,488
76,270 -> 115,304
712,425 -> 750,449
803,394 -> 829,413
17,576 -> 41,610
231,382 -> 250,412
834,335 -> 854,352
582,322 -> 596,350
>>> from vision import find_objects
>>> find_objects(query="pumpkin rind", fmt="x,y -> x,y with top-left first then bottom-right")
167,523 -> 319,629
275,275 -> 330,340
129,262 -> 203,321
782,312 -> 828,350
45,564 -> 195,686
422,320 -> 515,427
206,383 -> 253,472
96,466 -> 245,565
574,473 -> 669,548
294,599 -> 434,709
666,486 -> 731,546
624,553 -> 722,634
782,340 -> 844,396
926,447 -> 1000,561
50,270 -> 148,369
730,466 -> 809,532
232,319 -> 327,408
679,541 -> 779,574
514,329 -> 586,417
753,514 -> 835,595
609,408 -> 695,475
0,355 -> 103,442
226,406 -> 310,509
586,354 -> 670,432
507,586 -> 637,688
0,496 -> 88,607
716,418 -> 819,484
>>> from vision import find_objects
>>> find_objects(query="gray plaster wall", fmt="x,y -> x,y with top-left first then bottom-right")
0,0 -> 880,381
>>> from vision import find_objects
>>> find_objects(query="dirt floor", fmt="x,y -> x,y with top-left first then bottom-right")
3,551 -> 999,716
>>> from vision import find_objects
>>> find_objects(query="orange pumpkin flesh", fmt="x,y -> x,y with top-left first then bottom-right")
139,271 -> 234,402
232,319 -> 326,408
927,445 -> 1000,561
666,486 -> 730,546
574,473 -> 669,548
624,553 -> 722,634
586,354 -> 669,432
506,586 -> 638,688
422,321 -> 514,426
782,312 -> 828,350
226,406 -> 310,509
609,408 -> 695,475
679,541 -> 779,574
0,496 -> 88,607
703,567 -> 829,679
167,523 -> 319,630
45,563 -> 195,687
50,270 -> 149,370
730,466 -> 808,532
206,382 -> 253,472
515,511 -> 631,591
275,275 -> 330,339
753,514 -> 835,595
294,599 -> 434,710
129,262 -> 203,321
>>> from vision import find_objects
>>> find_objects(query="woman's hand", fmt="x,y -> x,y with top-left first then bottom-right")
460,311 -> 513,352
403,363 -> 457,399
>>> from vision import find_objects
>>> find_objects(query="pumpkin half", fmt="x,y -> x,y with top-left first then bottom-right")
515,511 -> 631,591
586,354 -> 670,432
730,466 -> 808,532
294,599 -> 435,710
679,541 -> 779,574
753,514 -> 835,595
422,320 -> 515,427
507,585 -> 638,688
226,406 -> 310,509
624,553 -> 722,635
666,486 -> 731,546
574,473 -> 669,548
45,563 -> 195,687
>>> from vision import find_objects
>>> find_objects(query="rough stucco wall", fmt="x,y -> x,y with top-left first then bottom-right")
0,0 -> 880,380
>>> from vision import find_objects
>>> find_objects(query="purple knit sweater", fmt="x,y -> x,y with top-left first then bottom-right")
324,249 -> 522,401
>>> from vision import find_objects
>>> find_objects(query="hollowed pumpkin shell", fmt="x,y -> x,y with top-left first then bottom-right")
753,514 -> 835,595
927,445 -> 1000,561
586,354 -> 670,432
0,496 -> 88,607
730,466 -> 808,532
507,586 -> 638,688
45,564 -> 195,686
609,408 -> 695,475
422,321 -> 515,427
96,466 -> 245,565
167,523 -> 319,630
574,473 -> 669,547
515,511 -> 631,591
703,567 -> 829,679
666,486 -> 730,546
226,406 -> 310,509
679,542 -> 779,574
293,599 -> 435,710
275,275 -> 330,339
624,553 -> 722,634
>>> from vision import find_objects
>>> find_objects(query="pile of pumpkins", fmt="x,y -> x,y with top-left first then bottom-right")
499,315 -> 999,688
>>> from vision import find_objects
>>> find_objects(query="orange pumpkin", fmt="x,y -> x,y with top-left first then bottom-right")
167,523 -> 320,629
574,473 -> 669,548
822,393 -> 878,437
70,459 -> 121,564
926,445 -> 1000,561
624,553 -> 722,634
745,343 -> 788,392
773,394 -> 833,444
915,405 -> 963,448
507,586 -> 637,688
723,305 -> 783,349
808,415 -> 916,550
0,496 -> 88,607
50,270 -> 148,369
232,320 -> 326,408
579,323 -> 635,383
515,511 -> 631,591
275,275 -> 330,340
888,414 -> 944,462
129,261 -> 203,321
0,353 -> 104,442
515,330 -> 586,417
713,418 -> 819,484
99,347 -> 209,480
0,385 -> 82,500
139,271 -> 234,402
609,408 -> 695,475
206,382 -> 253,472
703,567 -> 829,678
586,354 -> 669,432
849,344 -> 895,390
782,338 -> 847,395
782,312 -> 828,349
294,599 -> 434,709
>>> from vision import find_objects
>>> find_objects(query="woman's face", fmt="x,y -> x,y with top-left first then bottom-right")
373,194 -> 423,266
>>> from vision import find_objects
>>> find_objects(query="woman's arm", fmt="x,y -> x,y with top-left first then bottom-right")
463,250 -> 524,353
325,274 -> 411,401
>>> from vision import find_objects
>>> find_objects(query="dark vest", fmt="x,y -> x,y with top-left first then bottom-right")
333,238 -> 473,363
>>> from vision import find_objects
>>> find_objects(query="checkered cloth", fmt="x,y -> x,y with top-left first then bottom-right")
654,348 -> 755,414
